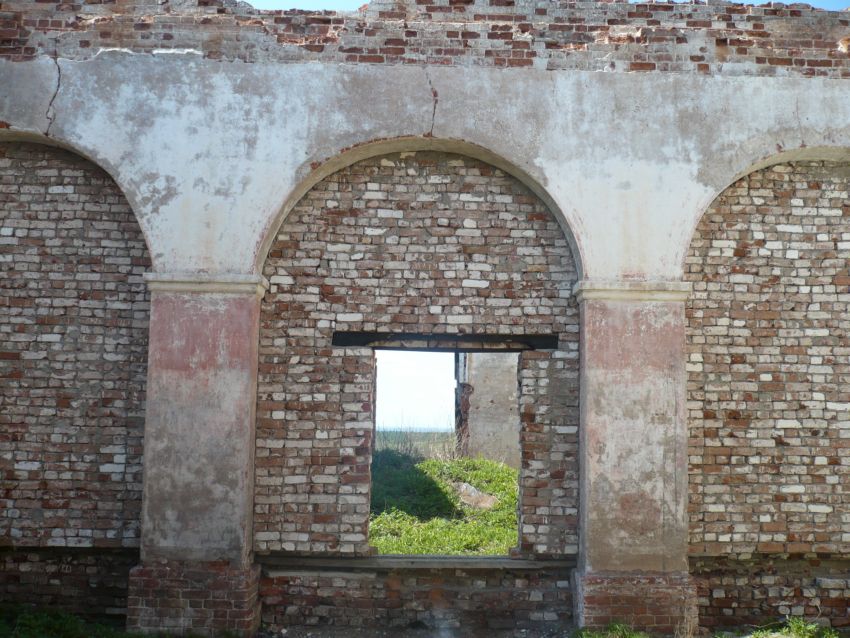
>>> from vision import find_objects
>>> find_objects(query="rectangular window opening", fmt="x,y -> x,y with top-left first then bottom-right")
370,349 -> 521,557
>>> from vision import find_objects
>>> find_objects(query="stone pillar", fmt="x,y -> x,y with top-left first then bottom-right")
127,274 -> 266,637
572,281 -> 697,635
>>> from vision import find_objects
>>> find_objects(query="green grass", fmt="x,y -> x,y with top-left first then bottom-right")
369,448 -> 519,555
576,619 -> 846,638
716,617 -> 842,638
374,428 -> 456,459
0,605 -> 243,638
0,606 -> 139,638
575,622 -> 651,638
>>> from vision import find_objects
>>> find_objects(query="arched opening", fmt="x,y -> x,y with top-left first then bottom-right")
0,141 -> 151,617
254,149 -> 581,565
684,156 -> 850,625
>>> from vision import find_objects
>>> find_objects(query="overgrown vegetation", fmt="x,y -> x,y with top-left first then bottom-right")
0,605 -> 245,638
715,617 -> 842,638
575,622 -> 651,638
574,619 -> 845,638
369,446 -> 519,555
0,606 -> 139,638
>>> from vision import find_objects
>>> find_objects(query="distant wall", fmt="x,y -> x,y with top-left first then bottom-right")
463,352 -> 521,469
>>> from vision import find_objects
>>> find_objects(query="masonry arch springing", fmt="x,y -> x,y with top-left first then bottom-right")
255,137 -> 586,280
679,145 -> 850,277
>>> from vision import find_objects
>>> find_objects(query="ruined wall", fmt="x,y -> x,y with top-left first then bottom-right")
464,352 -> 522,469
2,0 -> 850,633
255,151 -> 579,560
0,142 -> 149,613
685,161 -> 850,621
2,0 -> 849,78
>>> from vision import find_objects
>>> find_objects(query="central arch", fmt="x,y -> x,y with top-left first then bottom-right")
254,147 -> 582,628
254,137 -> 585,281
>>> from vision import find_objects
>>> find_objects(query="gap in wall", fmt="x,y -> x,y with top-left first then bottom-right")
370,349 -> 520,556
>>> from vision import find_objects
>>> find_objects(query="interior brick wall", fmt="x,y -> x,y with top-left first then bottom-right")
2,0 -> 848,78
685,160 -> 850,558
256,151 -> 580,558
0,142 -> 150,552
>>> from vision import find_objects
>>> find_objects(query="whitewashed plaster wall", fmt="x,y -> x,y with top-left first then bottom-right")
3,53 -> 850,279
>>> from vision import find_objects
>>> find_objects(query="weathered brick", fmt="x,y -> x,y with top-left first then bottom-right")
0,142 -> 150,552
686,160 -> 850,559
256,152 -> 580,557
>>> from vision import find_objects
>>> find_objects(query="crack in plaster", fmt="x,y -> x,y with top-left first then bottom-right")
424,67 -> 439,137
45,49 -> 61,137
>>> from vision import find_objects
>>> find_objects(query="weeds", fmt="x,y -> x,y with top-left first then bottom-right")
576,619 -> 844,638
0,606 -> 243,638
369,451 -> 519,555
575,622 -> 651,638
0,606 -> 138,638
745,617 -> 841,638
375,428 -> 457,460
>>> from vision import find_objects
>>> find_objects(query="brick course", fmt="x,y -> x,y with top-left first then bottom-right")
0,548 -> 138,621
260,561 -> 573,630
575,572 -> 698,635
692,556 -> 850,629
686,160 -> 850,558
256,151 -> 580,558
0,142 -> 150,551
126,560 -> 261,636
2,0 -> 849,78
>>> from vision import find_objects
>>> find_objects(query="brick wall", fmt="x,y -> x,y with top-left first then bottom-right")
2,0 -> 848,78
127,560 -> 261,635
576,572 -> 698,634
256,151 -> 579,557
686,160 -> 850,558
0,142 -> 150,551
693,556 -> 850,629
0,548 -> 138,621
259,560 -> 572,630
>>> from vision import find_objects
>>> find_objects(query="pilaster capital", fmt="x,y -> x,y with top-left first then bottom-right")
144,272 -> 269,297
572,279 -> 691,303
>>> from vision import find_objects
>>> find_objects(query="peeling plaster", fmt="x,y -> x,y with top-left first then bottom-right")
2,56 -> 850,279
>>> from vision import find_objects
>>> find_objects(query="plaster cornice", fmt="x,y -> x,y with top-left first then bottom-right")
144,273 -> 269,297
573,280 -> 692,303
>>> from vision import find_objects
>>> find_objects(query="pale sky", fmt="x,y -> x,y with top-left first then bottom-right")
249,0 -> 847,10
375,350 -> 455,431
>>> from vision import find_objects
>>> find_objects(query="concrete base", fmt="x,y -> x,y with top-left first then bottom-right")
127,560 -> 261,637
573,570 -> 697,635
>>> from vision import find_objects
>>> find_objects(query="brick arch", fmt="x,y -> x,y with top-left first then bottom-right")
684,159 -> 850,622
0,141 -> 151,611
254,150 -> 580,564
255,137 -> 586,280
